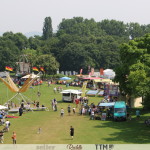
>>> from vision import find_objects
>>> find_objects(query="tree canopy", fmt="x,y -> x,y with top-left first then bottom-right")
115,34 -> 150,108
1,17 -> 150,75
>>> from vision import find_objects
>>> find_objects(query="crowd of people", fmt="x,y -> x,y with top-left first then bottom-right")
0,77 -> 146,144
0,110 -> 11,143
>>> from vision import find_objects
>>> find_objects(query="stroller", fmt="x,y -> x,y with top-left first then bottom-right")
145,119 -> 150,126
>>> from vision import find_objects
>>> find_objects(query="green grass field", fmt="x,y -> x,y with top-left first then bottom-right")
0,82 -> 150,144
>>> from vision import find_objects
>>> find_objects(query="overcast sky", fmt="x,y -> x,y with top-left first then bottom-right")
0,0 -> 150,34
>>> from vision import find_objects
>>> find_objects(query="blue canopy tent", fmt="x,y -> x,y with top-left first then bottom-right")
99,102 -> 115,107
59,77 -> 71,80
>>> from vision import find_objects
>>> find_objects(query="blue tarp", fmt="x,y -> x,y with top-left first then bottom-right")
97,91 -> 104,96
86,90 -> 99,96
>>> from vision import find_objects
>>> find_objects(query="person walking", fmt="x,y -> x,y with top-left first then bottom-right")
70,126 -> 74,139
73,107 -> 76,115
67,105 -> 71,115
5,120 -> 10,132
60,108 -> 64,117
53,87 -> 57,93
12,131 -> 16,144
19,107 -> 23,116
37,127 -> 41,134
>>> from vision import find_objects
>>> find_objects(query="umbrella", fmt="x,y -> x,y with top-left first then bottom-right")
0,105 -> 8,110
59,77 -> 71,80
103,69 -> 115,79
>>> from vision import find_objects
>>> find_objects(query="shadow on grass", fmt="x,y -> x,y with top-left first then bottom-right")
62,138 -> 73,141
93,116 -> 150,143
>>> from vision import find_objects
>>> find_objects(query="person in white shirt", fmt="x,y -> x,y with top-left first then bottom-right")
5,120 -> 10,131
91,110 -> 95,120
60,108 -> 64,117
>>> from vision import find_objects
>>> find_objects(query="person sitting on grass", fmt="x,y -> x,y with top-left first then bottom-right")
0,130 -> 4,143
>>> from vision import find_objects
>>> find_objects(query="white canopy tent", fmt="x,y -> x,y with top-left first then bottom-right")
0,105 -> 8,110
22,74 -> 40,79
61,89 -> 82,94
103,69 -> 115,79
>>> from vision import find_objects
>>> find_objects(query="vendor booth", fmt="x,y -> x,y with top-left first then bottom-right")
61,89 -> 82,102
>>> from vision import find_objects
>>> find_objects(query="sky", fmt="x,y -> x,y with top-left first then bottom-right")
0,0 -> 150,34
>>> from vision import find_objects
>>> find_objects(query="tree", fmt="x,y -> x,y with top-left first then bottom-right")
98,19 -> 128,37
35,54 -> 59,75
115,34 -> 150,109
22,48 -> 38,68
42,17 -> 53,40
57,42 -> 95,72
127,22 -> 145,39
3,32 -> 28,50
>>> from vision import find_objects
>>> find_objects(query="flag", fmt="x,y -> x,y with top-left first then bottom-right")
40,67 -> 45,72
32,67 -> 39,72
80,69 -> 83,75
5,66 -> 13,71
100,68 -> 104,76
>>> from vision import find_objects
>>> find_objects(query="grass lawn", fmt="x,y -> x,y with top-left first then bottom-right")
0,81 -> 150,144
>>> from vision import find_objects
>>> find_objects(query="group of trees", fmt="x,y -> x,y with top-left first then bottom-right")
1,16 -> 150,108
1,17 -> 150,74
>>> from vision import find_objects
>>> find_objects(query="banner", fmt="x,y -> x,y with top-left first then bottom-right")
81,81 -> 87,97
91,68 -> 94,76
89,72 -> 91,77
100,68 -> 104,76
80,69 -> 83,75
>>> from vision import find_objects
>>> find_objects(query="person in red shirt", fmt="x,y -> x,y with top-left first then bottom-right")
75,99 -> 79,108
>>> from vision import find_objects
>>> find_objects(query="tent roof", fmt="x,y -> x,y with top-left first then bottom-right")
99,102 -> 115,107
0,105 -> 8,110
22,74 -> 39,78
61,89 -> 82,94
59,76 -> 71,80
83,77 -> 102,80
94,79 -> 112,83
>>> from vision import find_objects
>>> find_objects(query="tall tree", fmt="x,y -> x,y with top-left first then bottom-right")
115,34 -> 150,109
42,17 -> 53,40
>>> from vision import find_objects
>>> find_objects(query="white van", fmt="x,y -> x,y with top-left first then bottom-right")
61,89 -> 82,102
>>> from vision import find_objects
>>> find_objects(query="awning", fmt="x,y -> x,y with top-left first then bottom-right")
94,79 -> 112,83
61,89 -> 82,94
83,77 -> 102,80
99,102 -> 115,107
